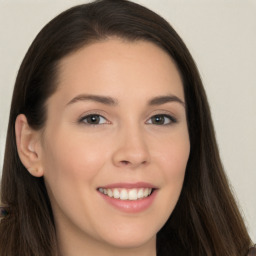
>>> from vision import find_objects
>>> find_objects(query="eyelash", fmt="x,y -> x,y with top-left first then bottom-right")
78,113 -> 177,126
79,114 -> 110,125
146,114 -> 177,125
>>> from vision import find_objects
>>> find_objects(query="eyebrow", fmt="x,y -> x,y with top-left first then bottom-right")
67,94 -> 118,106
66,94 -> 185,107
148,95 -> 185,107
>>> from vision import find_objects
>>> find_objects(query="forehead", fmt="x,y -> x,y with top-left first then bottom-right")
53,38 -> 184,104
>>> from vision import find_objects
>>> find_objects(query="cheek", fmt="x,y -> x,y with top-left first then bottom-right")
44,129 -> 106,171
41,130 -> 111,197
157,131 -> 190,176
155,131 -> 190,200
41,131 -> 111,226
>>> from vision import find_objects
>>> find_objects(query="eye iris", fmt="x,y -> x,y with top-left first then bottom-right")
88,115 -> 100,124
152,115 -> 165,125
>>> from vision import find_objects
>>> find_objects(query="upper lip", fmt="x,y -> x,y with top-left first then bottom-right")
98,182 -> 157,189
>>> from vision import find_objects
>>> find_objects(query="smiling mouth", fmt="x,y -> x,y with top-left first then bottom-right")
97,188 -> 154,201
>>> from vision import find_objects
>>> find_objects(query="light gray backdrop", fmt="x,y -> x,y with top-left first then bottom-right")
0,0 -> 255,241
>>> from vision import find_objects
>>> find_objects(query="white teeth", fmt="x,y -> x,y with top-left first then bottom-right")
113,188 -> 119,199
98,187 -> 153,200
143,188 -> 149,197
107,189 -> 113,197
137,188 -> 144,199
128,189 -> 138,200
120,189 -> 128,200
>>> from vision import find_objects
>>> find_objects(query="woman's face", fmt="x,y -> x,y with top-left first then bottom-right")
39,39 -> 190,253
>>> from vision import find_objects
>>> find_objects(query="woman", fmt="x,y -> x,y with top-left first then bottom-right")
0,0 -> 253,255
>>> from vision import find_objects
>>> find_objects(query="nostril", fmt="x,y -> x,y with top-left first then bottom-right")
119,160 -> 148,167
121,160 -> 129,165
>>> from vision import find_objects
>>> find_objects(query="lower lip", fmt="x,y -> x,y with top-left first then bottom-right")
98,190 -> 158,213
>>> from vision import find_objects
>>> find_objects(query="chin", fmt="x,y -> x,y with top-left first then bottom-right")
98,226 -> 157,250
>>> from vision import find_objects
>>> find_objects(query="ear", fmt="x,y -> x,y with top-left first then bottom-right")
15,114 -> 44,177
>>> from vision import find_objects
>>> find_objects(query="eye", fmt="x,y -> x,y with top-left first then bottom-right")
79,114 -> 108,125
146,114 -> 176,125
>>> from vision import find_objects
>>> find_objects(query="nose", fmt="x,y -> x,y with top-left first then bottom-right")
112,126 -> 150,169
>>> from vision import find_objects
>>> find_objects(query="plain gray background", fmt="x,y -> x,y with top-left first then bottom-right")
0,0 -> 255,241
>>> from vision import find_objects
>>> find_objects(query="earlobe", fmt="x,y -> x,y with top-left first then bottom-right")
15,114 -> 44,177
26,167 -> 44,177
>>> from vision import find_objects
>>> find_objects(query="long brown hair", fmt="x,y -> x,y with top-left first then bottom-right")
0,0 -> 252,255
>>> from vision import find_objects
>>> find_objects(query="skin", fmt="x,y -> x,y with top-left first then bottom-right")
16,39 -> 190,256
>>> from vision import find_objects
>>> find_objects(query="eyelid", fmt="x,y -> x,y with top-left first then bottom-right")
76,110 -> 178,126
145,111 -> 178,125
80,115 -> 108,125
78,110 -> 111,125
